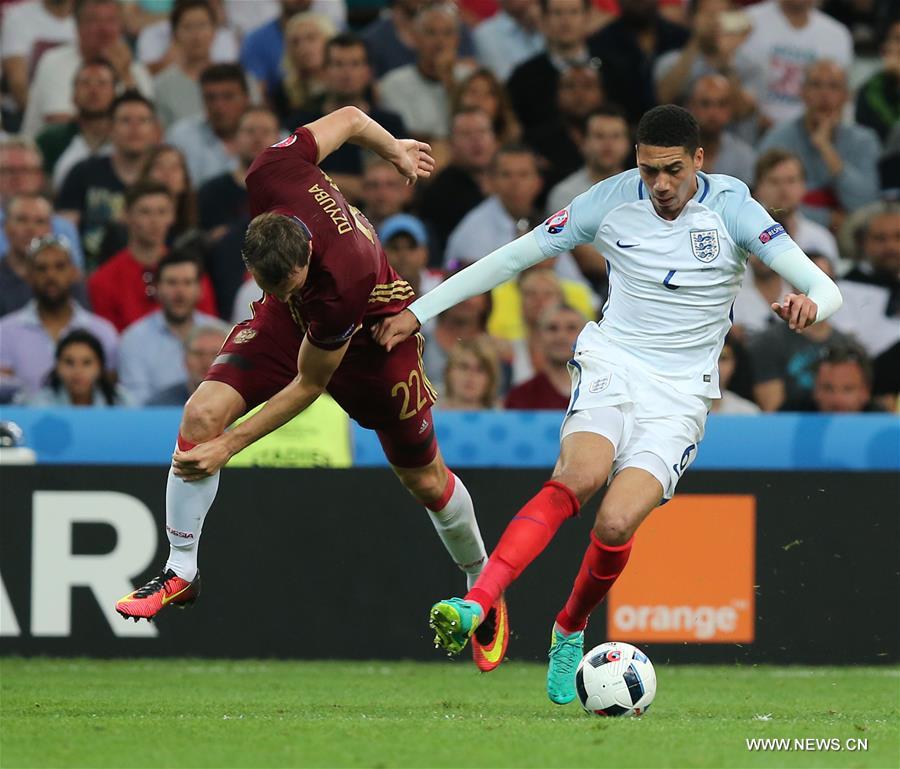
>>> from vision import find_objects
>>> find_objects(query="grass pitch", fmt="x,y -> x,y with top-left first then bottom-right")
1,659 -> 897,768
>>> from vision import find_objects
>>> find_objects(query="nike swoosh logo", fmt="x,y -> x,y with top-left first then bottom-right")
160,583 -> 192,606
477,600 -> 508,661
617,240 -> 639,248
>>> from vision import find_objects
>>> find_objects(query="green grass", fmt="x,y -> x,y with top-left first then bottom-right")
1,659 -> 898,769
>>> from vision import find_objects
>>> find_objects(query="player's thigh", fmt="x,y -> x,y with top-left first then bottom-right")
551,430 -> 616,507
390,441 -> 449,507
593,467 -> 664,546
180,380 -> 248,443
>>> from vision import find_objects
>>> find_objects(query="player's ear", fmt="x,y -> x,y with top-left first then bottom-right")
693,147 -> 704,171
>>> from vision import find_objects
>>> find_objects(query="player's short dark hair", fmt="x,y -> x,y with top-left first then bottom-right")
200,63 -> 248,93
325,32 -> 368,64
816,341 -> 873,387
754,148 -> 806,186
171,0 -> 215,30
155,248 -> 203,283
242,213 -> 312,287
125,180 -> 172,209
636,105 -> 700,154
111,90 -> 156,119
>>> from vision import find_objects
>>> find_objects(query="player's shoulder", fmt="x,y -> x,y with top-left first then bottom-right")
700,172 -> 753,209
580,168 -> 643,209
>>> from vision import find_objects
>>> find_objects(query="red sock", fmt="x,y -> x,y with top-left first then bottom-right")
465,481 -> 579,615
555,532 -> 633,634
176,433 -> 197,451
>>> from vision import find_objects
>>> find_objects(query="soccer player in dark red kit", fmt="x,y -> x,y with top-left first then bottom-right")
115,107 -> 509,671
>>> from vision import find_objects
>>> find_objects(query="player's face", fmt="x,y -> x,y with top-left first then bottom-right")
583,116 -> 630,173
30,247 -> 75,306
324,45 -> 371,98
636,144 -> 703,220
111,103 -> 158,159
253,265 -> 309,302
5,198 -> 52,255
813,362 -> 870,413
156,263 -> 201,322
57,342 -> 102,401
863,212 -> 900,275
754,159 -> 805,215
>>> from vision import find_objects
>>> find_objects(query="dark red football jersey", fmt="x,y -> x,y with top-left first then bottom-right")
246,126 -> 414,350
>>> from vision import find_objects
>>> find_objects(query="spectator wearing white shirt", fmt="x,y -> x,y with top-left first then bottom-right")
40,59 -> 116,191
117,250 -> 222,404
378,3 -> 474,142
1,0 -> 76,117
152,0 -> 218,129
22,0 -> 154,136
472,0 -> 543,82
138,0 -> 239,74
736,0 -> 852,128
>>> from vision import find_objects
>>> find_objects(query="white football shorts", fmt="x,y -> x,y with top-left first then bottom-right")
560,351 -> 711,500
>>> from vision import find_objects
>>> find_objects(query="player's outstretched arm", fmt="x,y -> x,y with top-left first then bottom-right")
766,246 -> 843,332
373,231 -> 550,351
172,338 -> 349,480
304,106 -> 434,185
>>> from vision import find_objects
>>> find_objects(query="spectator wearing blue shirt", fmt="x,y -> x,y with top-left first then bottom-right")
118,250 -> 225,404
361,0 -> 478,79
146,323 -> 229,405
758,60 -> 881,228
0,138 -> 85,272
473,0 -> 544,82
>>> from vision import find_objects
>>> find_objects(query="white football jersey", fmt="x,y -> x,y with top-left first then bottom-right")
533,169 -> 797,397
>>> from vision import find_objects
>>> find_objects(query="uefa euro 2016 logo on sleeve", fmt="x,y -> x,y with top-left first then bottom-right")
758,223 -> 786,244
546,209 -> 569,234
690,229 -> 720,262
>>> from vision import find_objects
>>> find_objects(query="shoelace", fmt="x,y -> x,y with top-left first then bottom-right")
549,635 -> 581,675
133,572 -> 173,598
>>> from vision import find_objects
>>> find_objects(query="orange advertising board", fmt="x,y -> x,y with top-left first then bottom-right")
607,495 -> 756,643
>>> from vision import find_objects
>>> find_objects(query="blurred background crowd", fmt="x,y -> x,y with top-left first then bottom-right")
0,0 -> 897,415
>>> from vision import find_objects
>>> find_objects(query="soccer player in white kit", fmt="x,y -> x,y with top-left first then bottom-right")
373,106 -> 843,704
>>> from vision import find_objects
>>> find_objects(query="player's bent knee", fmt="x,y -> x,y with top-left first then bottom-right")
180,398 -> 228,444
592,517 -> 634,547
550,468 -> 605,507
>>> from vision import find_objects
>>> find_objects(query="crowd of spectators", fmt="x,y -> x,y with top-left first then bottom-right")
0,0 -> 897,414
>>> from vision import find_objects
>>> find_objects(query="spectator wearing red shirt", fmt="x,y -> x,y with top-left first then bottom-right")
88,181 -> 217,331
505,303 -> 584,409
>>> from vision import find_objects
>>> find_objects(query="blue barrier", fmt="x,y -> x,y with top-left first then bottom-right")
1,406 -> 898,470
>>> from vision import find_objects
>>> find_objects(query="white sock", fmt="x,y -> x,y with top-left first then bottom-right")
426,473 -> 487,590
164,466 -> 219,581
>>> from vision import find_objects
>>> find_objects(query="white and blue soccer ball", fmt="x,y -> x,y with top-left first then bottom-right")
575,641 -> 657,717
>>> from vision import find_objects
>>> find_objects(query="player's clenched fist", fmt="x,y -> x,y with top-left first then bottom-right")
372,309 -> 421,351
770,293 -> 818,332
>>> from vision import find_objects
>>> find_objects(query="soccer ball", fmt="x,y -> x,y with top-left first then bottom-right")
575,641 -> 657,717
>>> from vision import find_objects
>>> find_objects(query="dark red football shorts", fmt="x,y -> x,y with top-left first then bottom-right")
206,297 -> 438,468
